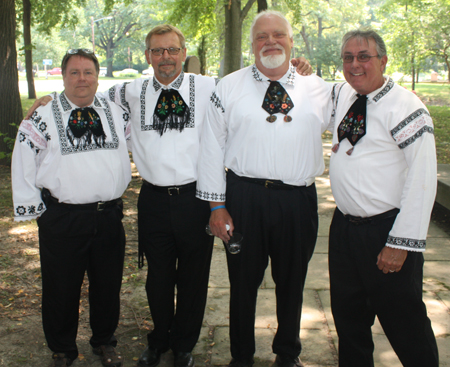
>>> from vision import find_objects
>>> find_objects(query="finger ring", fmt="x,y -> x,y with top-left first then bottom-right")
389,270 -> 395,273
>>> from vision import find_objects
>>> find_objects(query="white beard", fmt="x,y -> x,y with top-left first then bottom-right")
259,47 -> 286,69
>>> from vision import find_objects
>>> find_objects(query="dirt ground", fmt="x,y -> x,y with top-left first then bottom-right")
1,159 -> 449,367
0,162 -> 153,366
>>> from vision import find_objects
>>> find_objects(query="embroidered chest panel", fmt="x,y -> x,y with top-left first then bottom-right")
140,75 -> 196,131
52,95 -> 120,155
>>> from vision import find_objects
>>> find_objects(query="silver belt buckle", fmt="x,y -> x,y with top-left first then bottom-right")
168,187 -> 180,196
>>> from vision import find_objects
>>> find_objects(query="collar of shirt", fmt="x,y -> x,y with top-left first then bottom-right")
58,91 -> 105,113
251,63 -> 296,86
152,71 -> 185,94
348,76 -> 395,105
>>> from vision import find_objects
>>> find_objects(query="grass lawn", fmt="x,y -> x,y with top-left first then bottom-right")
401,82 -> 450,107
429,106 -> 450,164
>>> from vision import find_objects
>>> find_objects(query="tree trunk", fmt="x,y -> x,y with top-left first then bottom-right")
446,54 -> 450,82
411,55 -> 415,91
198,36 -> 207,75
224,0 -> 243,76
223,0 -> 256,76
23,0 -> 36,99
300,25 -> 312,59
106,41 -> 114,77
0,0 -> 23,164
257,0 -> 267,12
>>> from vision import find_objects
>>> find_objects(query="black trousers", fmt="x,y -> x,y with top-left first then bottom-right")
225,172 -> 318,361
329,207 -> 439,367
138,183 -> 214,353
38,198 -> 125,361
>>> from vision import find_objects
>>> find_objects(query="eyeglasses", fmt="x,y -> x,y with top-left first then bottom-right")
67,48 -> 94,55
343,54 -> 379,63
148,47 -> 182,56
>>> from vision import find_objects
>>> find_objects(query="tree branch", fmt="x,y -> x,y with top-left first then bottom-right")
241,0 -> 257,23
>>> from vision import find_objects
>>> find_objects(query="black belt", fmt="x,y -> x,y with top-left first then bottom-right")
143,181 -> 196,195
344,208 -> 400,225
43,191 -> 121,211
228,170 -> 303,190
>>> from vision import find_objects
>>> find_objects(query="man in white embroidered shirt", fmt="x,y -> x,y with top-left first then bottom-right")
328,28 -> 439,366
11,49 -> 130,367
197,11 -> 331,367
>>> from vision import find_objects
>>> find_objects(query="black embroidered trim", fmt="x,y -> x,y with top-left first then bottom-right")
119,83 -> 131,113
391,108 -> 430,136
152,77 -> 161,92
108,86 -> 115,102
140,79 -> 150,130
286,64 -> 295,85
387,235 -> 426,249
252,65 -> 263,81
152,72 -> 185,92
196,189 -> 226,202
14,202 -> 45,219
93,96 -> 102,108
210,91 -> 224,113
59,92 -> 71,112
29,111 -> 51,142
372,77 -> 394,102
172,72 -> 184,89
142,75 -> 195,131
53,97 -> 119,155
188,75 -> 195,127
398,126 -> 434,149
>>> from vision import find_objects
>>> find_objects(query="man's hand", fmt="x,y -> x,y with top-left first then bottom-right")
376,247 -> 408,274
291,57 -> 313,76
209,204 -> 233,243
25,95 -> 52,119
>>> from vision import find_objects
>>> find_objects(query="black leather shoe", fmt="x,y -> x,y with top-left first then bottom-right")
49,353 -> 73,367
227,358 -> 254,367
173,352 -> 194,367
275,355 -> 304,367
138,346 -> 168,367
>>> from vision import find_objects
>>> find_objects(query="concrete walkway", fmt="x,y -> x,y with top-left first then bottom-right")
161,141 -> 450,367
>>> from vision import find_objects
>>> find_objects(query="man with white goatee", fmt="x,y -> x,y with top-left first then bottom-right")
196,10 -> 332,367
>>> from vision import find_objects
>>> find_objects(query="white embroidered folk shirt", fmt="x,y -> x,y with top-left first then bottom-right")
196,64 -> 332,202
12,92 -> 132,221
100,72 -> 217,186
329,77 -> 437,252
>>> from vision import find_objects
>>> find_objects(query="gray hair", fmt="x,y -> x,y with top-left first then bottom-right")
341,28 -> 387,59
249,10 -> 293,42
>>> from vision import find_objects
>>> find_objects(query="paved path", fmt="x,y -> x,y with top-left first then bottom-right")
177,141 -> 450,367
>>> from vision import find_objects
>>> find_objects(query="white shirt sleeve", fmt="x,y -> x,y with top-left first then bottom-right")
11,119 -> 48,221
386,113 -> 437,251
196,88 -> 228,202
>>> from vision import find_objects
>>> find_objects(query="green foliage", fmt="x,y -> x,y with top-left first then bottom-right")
377,0 -> 450,82
0,124 -> 18,161
429,106 -> 450,164
285,0 -> 368,79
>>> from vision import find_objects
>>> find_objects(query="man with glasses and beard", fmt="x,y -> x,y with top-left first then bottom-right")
197,11 -> 331,367
12,49 -> 130,367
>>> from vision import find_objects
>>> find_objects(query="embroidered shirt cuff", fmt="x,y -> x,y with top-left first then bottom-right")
196,189 -> 226,202
386,235 -> 426,252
